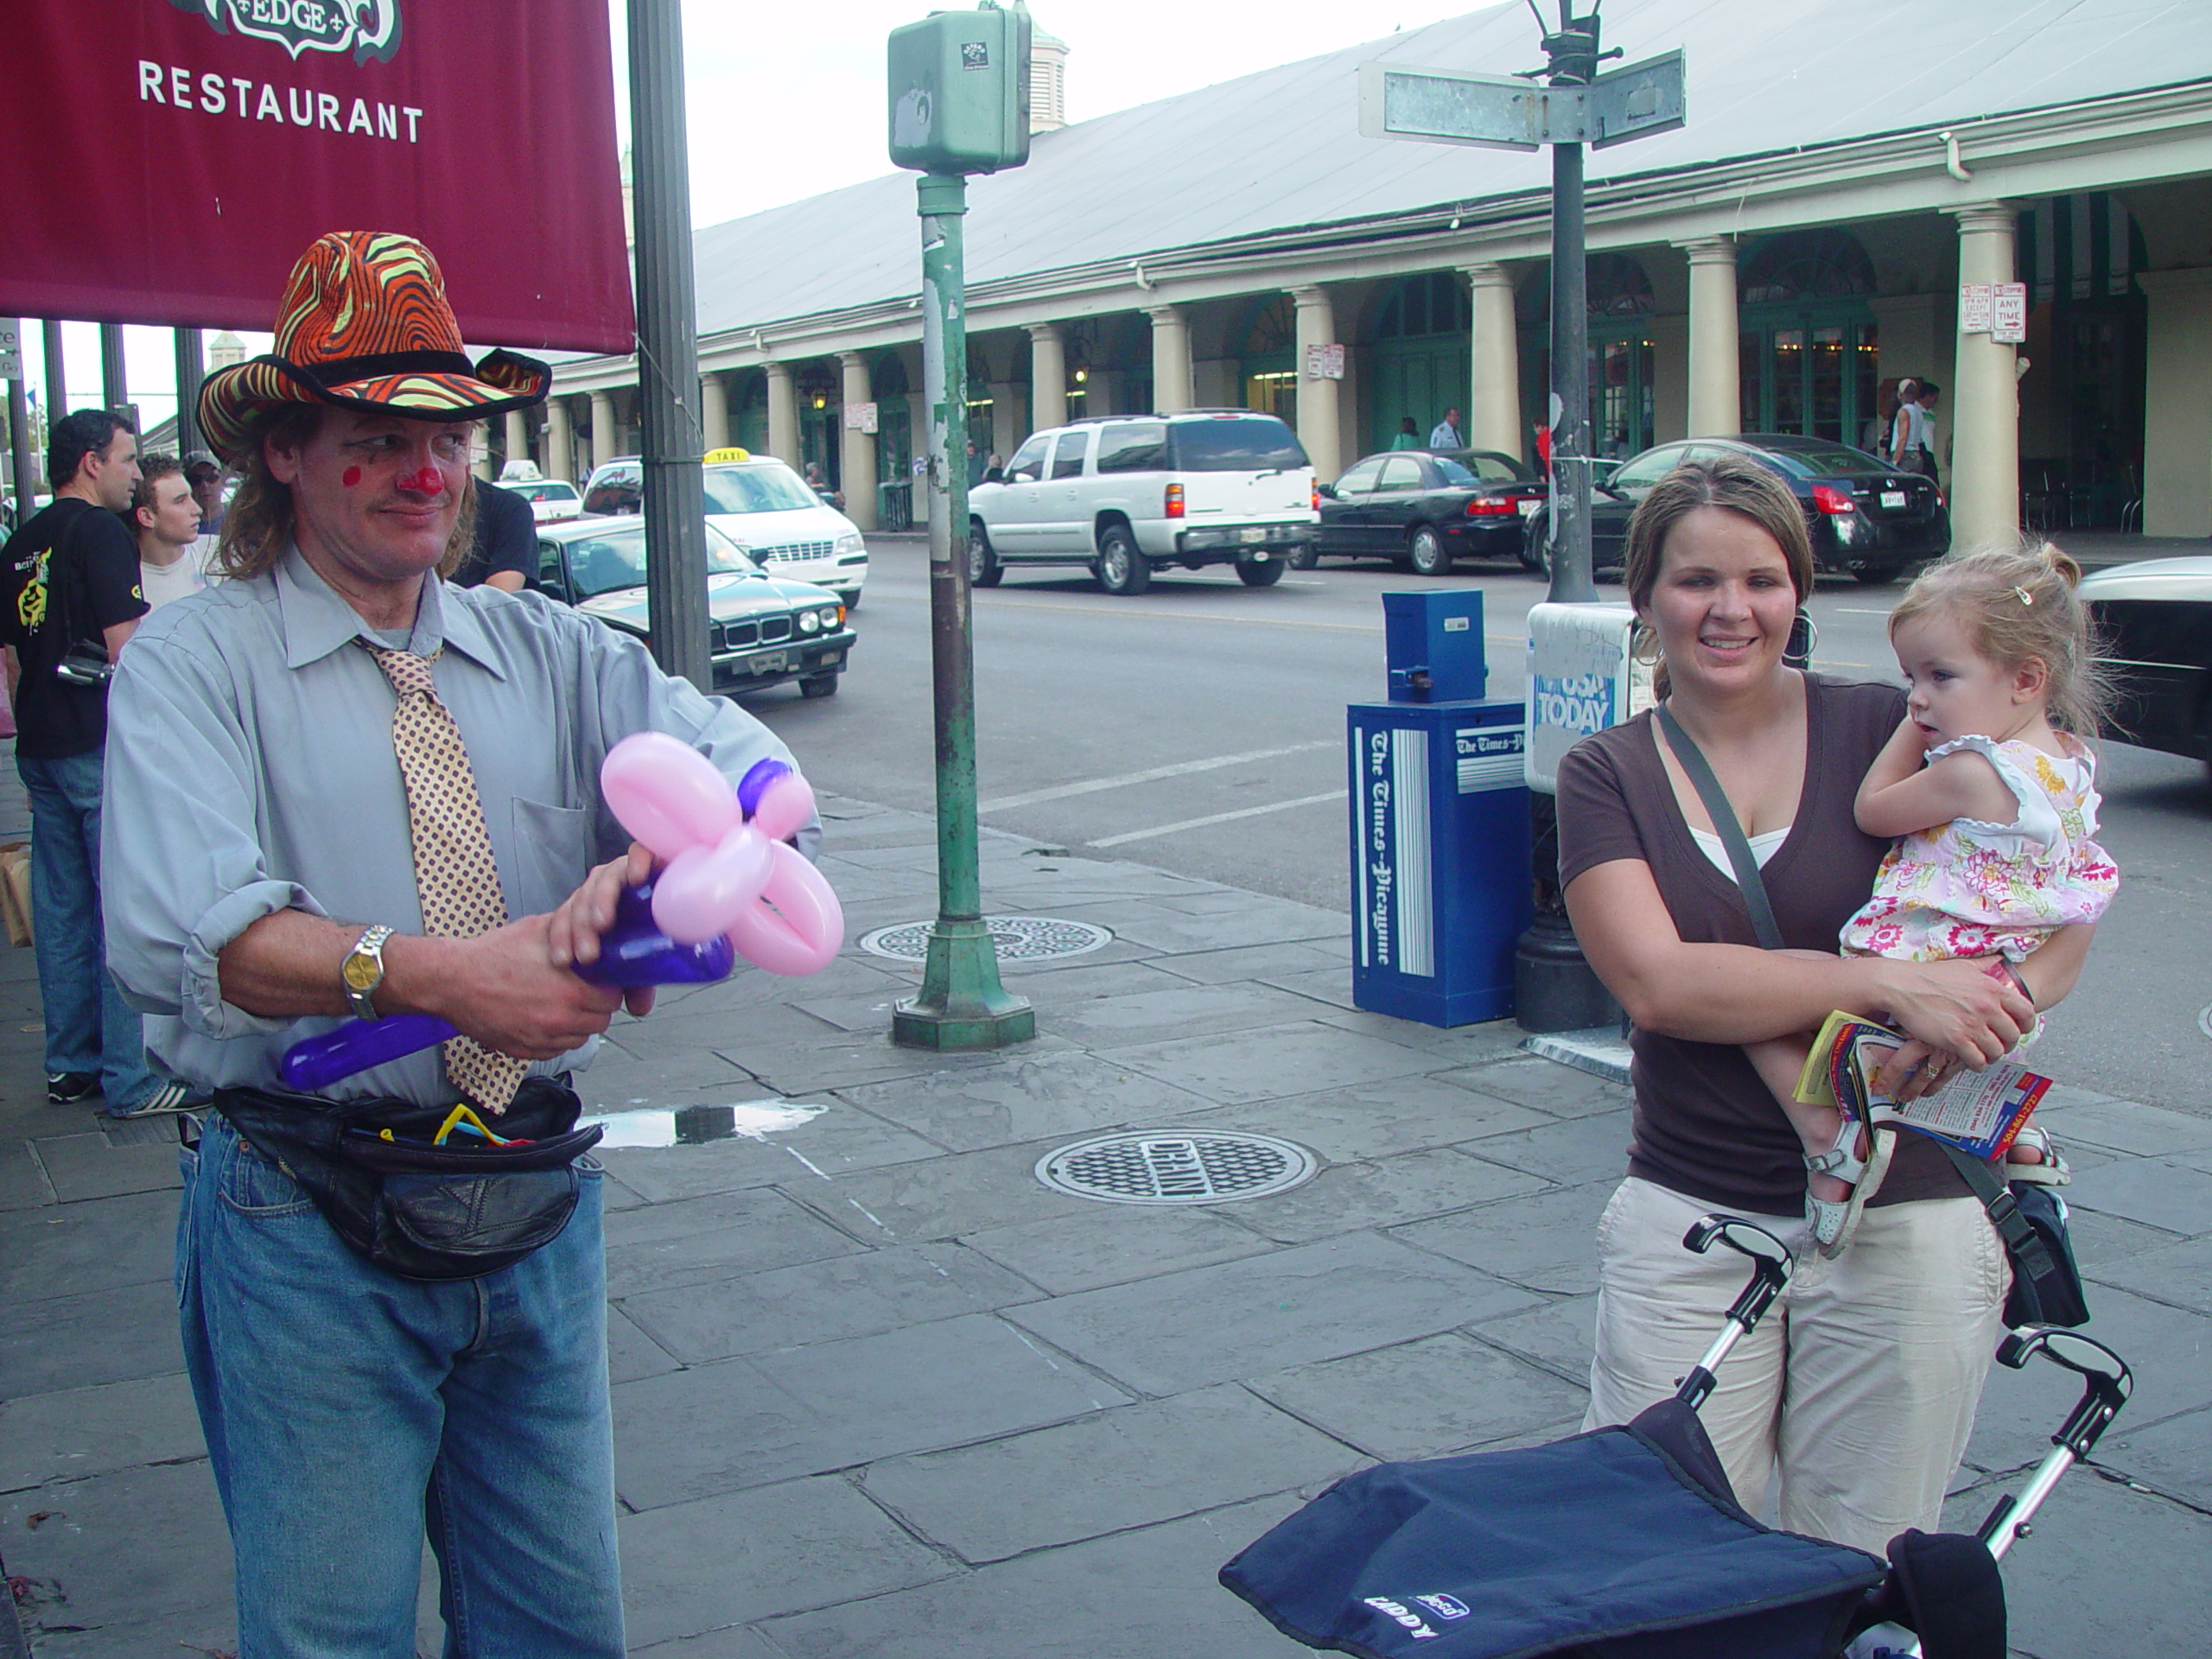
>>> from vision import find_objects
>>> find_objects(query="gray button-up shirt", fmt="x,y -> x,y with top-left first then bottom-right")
103,547 -> 815,1104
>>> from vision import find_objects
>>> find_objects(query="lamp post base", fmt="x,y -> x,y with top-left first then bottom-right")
1514,909 -> 1621,1034
892,920 -> 1037,1051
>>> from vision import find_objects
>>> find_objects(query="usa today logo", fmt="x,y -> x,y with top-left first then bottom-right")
167,0 -> 404,66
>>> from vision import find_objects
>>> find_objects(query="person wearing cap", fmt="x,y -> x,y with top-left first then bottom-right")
102,232 -> 816,1656
183,448 -> 226,536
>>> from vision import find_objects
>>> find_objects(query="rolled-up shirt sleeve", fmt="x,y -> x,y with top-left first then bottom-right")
103,633 -> 328,1038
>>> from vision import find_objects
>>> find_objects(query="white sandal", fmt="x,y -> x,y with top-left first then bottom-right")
2005,1123 -> 2072,1186
1804,1113 -> 1897,1259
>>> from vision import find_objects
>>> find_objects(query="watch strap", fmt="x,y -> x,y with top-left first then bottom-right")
343,925 -> 395,1020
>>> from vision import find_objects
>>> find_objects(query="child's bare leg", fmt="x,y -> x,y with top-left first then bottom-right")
1748,1033 -> 1854,1204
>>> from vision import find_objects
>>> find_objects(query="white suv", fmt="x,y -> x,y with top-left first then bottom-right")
968,411 -> 1317,595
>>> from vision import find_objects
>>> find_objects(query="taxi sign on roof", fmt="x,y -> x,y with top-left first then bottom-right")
703,447 -> 752,463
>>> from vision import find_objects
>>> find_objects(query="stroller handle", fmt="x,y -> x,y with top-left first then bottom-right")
1675,1217 -> 1794,1412
1997,1325 -> 2133,1462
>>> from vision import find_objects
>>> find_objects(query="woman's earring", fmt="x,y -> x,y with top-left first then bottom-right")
1629,620 -> 1663,668
1786,607 -> 1818,668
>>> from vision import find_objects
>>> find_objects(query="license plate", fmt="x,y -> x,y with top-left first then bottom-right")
747,651 -> 787,674
1879,491 -> 1906,510
1239,526 -> 1268,543
1517,498 -> 1543,518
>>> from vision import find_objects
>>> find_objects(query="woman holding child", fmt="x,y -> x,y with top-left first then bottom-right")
1554,455 -> 2106,1555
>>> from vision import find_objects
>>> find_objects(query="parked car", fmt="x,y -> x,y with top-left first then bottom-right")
502,477 -> 583,524
582,448 -> 868,608
968,410 -> 1317,595
529,517 -> 855,700
1310,449 -> 1545,575
2078,556 -> 2212,772
1586,435 -> 1948,583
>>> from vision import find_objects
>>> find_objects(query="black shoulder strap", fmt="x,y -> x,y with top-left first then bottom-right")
1936,1139 -> 2056,1281
1656,703 -> 1786,951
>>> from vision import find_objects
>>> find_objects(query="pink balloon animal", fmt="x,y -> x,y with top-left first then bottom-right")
599,733 -> 843,976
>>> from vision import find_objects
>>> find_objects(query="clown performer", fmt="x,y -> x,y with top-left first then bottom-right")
103,232 -> 819,1656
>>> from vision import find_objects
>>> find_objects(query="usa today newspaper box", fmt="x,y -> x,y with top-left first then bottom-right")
1349,591 -> 1531,1027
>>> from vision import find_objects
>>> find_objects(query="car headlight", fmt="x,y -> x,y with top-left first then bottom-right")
819,604 -> 843,630
834,532 -> 864,556
798,609 -> 822,634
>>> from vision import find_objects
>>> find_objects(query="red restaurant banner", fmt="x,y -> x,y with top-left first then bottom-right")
0,0 -> 635,352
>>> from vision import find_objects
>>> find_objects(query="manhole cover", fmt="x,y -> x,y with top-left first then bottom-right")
859,915 -> 1113,963
1036,1131 -> 1317,1205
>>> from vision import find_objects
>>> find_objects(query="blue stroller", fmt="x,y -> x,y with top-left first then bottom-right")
1221,1216 -> 2131,1659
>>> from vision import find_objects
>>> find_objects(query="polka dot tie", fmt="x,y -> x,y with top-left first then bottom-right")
364,645 -> 528,1115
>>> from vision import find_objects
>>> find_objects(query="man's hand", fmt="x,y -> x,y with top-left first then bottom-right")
545,842 -> 658,1019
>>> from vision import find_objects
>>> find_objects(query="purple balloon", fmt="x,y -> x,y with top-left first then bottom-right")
736,757 -> 791,818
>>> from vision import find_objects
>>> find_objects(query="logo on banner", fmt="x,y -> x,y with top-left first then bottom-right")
168,0 -> 404,64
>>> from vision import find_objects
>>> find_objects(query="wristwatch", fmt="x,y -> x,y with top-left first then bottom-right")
340,925 -> 396,1020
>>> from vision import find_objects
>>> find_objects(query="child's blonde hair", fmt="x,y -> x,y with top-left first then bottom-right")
1888,539 -> 2115,736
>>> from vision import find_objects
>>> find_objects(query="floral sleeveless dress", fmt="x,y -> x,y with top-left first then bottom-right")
1840,734 -> 2117,1029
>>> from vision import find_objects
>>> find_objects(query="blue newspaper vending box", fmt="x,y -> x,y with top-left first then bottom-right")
1348,592 -> 1532,1027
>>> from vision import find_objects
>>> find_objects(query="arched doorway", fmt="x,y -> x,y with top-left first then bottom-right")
1236,294 -> 1298,423
873,352 -> 913,530
1516,256 -> 1657,459
1736,231 -> 1878,443
735,372 -> 769,454
795,361 -> 840,486
1062,319 -> 1097,420
1371,271 -> 1471,454
2018,193 -> 2146,527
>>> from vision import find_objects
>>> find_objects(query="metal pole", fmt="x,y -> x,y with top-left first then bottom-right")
626,0 -> 711,691
6,377 -> 32,524
893,172 -> 1033,1052
99,321 -> 128,418
1544,13 -> 1597,606
42,321 -> 67,425
175,327 -> 205,459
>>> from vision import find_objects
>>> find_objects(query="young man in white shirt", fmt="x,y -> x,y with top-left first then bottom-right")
130,454 -> 209,610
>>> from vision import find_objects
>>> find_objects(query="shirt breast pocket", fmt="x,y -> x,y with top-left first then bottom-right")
508,798 -> 596,914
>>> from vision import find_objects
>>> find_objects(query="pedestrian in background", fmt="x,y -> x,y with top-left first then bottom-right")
131,454 -> 213,611
1862,378 -> 1902,458
1427,406 -> 1464,450
0,410 -> 184,1116
104,231 -> 817,1656
184,449 -> 226,536
1389,416 -> 1421,451
451,474 -> 533,591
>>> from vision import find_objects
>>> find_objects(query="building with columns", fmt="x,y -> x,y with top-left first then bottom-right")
546,2 -> 2212,548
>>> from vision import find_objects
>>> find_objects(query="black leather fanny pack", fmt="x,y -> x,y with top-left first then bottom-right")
213,1077 -> 604,1282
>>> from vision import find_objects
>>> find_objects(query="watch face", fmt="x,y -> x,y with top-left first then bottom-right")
342,952 -> 381,994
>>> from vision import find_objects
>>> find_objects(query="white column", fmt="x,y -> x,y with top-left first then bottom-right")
1027,321 -> 1067,434
1948,203 -> 2021,550
1290,285 -> 1340,481
702,371 -> 730,451
1147,303 -> 1193,413
837,352 -> 878,531
765,362 -> 798,468
1465,263 -> 1522,460
1681,238 -> 1741,438
588,390 -> 616,474
503,409 -> 530,473
2139,269 -> 2212,537
989,379 -> 1021,462
545,397 -> 575,484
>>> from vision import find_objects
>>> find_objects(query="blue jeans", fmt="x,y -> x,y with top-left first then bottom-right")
16,748 -> 156,1110
177,1116 -> 625,1657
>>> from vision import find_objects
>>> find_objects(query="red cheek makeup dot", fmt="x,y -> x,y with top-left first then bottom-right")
341,466 -> 362,486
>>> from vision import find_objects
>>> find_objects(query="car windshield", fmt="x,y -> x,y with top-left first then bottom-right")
702,464 -> 821,515
510,481 -> 577,502
563,527 -> 754,597
1166,416 -> 1307,474
1753,439 -> 1891,477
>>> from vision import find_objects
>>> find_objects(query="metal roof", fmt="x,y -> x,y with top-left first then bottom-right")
680,0 -> 2206,342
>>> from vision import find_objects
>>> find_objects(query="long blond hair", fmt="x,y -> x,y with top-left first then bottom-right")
1888,539 -> 2115,736
213,406 -> 477,582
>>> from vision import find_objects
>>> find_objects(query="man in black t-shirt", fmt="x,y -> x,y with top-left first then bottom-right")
452,477 -> 535,591
0,410 -> 179,1116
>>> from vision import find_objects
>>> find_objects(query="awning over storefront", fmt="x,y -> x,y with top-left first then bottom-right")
0,0 -> 634,353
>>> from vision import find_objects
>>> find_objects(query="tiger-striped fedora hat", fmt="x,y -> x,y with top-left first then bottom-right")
199,232 -> 550,463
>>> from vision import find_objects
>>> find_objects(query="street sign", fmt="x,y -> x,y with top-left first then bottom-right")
1589,52 -> 1687,149
1358,63 -> 1560,151
1992,282 -> 2028,344
1305,343 -> 1345,381
845,400 -> 880,434
1959,283 -> 1994,333
0,319 -> 20,383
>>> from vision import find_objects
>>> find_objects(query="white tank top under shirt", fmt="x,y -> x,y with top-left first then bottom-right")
1689,823 -> 1791,876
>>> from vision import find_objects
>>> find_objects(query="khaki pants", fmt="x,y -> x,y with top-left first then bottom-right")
1582,1176 -> 2009,1555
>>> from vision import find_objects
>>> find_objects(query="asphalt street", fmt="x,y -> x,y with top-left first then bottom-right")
745,533 -> 2211,1114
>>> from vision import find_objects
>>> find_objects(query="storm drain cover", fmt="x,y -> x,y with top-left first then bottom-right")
1036,1131 -> 1317,1205
859,915 -> 1113,963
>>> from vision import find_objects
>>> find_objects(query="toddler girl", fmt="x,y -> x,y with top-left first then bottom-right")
1749,542 -> 2118,1255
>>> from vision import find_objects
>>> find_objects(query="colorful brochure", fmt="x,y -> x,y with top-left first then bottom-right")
1791,1009 -> 2049,1160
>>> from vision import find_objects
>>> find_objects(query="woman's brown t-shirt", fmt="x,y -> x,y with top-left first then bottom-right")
1554,674 -> 1967,1216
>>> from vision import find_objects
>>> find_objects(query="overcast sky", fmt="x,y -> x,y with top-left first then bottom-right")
22,0 -> 1496,442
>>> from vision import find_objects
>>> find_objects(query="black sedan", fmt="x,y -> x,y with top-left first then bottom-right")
2078,556 -> 2212,771
1305,450 -> 1546,576
1586,435 -> 1948,583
